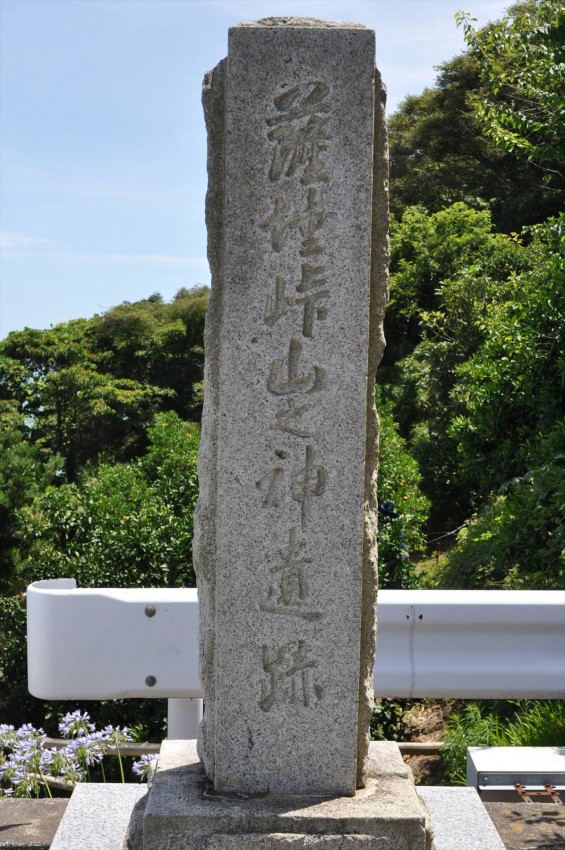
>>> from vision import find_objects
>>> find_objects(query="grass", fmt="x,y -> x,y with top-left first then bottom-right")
441,700 -> 565,784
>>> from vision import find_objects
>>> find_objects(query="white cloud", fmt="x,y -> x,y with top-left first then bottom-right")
2,161 -> 195,205
6,172 -> 172,204
51,252 -> 210,269
0,231 -> 66,258
0,232 -> 209,270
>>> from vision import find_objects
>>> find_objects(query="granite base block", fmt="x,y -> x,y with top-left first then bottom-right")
130,740 -> 430,850
417,787 -> 505,850
27,760 -> 512,850
50,784 -> 146,850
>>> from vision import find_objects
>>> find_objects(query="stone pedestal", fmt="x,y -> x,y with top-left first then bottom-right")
129,740 -> 431,850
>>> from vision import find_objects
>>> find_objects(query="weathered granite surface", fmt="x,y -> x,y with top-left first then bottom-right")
49,784 -> 146,850
194,16 -> 388,798
136,740 -> 428,850
15,778 -> 527,850
0,799 -> 68,849
418,787 -> 505,850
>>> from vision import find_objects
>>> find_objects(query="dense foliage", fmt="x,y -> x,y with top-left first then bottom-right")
377,396 -> 429,588
0,288 -> 207,592
0,410 -> 199,734
384,207 -> 564,585
15,411 -> 199,592
389,52 -> 565,232
0,287 -> 207,484
383,4 -> 564,752
389,1 -> 563,597
0,290 -> 204,732
457,0 -> 565,168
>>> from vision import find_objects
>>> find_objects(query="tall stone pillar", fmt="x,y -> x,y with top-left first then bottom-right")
195,18 -> 385,797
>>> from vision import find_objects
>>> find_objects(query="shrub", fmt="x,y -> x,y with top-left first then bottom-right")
370,699 -> 409,742
0,412 -> 199,733
377,396 -> 430,588
442,700 -> 565,784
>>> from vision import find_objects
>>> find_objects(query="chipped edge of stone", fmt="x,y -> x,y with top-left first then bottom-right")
357,66 -> 389,790
193,55 -> 228,782
236,17 -> 369,29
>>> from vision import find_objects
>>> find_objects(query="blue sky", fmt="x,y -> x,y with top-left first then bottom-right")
0,0 -> 511,338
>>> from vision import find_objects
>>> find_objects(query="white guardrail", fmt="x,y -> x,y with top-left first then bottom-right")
27,580 -> 565,702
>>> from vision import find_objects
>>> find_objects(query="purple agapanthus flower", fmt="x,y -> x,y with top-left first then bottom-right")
132,754 -> 157,781
102,725 -> 133,746
1,716 -> 141,797
59,710 -> 95,738
0,724 -> 15,743
64,735 -> 105,767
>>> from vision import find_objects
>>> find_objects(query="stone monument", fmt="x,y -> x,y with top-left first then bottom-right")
196,16 -> 382,799
129,17 -> 430,849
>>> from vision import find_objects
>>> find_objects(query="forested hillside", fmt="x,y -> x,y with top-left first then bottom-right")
0,0 -> 563,739
381,0 -> 564,591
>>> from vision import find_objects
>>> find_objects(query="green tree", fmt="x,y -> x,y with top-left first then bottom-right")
0,288 -> 208,483
450,216 -> 564,498
0,595 -> 33,727
439,215 -> 565,588
377,397 -> 430,588
438,450 -> 565,590
382,202 -> 530,533
389,53 -> 565,232
458,0 -> 565,168
1,411 -> 199,734
16,411 -> 200,592
90,287 -> 208,421
0,321 -> 164,481
383,202 -> 525,375
0,403 -> 58,592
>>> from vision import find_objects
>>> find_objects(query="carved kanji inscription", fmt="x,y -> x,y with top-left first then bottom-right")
295,262 -> 329,338
265,276 -> 291,325
266,82 -> 332,185
259,638 -> 323,712
291,444 -> 327,530
260,527 -> 323,620
267,337 -> 326,396
271,398 -> 314,438
261,188 -> 335,255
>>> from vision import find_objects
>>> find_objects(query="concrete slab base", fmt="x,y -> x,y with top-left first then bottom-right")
484,801 -> 565,850
128,740 -> 430,850
0,798 -> 68,850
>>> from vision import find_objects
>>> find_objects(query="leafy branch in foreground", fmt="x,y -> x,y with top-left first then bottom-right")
457,1 -> 565,169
